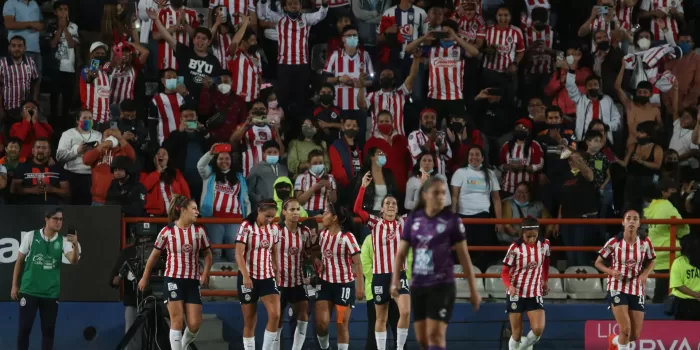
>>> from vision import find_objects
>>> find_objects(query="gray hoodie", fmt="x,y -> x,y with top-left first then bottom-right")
246,161 -> 290,208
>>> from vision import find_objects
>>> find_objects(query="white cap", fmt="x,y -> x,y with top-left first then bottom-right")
90,41 -> 108,53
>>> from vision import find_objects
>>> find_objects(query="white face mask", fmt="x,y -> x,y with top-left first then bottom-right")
637,38 -> 651,51
566,55 -> 575,65
217,83 -> 231,94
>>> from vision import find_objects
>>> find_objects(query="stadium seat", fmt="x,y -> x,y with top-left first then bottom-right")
545,266 -> 568,300
209,262 -> 238,291
454,265 -> 485,299
310,44 -> 328,73
564,266 -> 606,299
484,265 -> 507,298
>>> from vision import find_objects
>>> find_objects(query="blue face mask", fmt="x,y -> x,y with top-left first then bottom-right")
422,168 -> 434,174
514,199 -> 529,207
440,40 -> 455,48
266,155 -> 279,165
679,42 -> 692,55
345,36 -> 359,49
165,78 -> 177,91
310,164 -> 325,175
377,155 -> 387,167
287,11 -> 301,20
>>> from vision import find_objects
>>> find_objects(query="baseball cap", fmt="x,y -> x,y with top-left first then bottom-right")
90,41 -> 108,53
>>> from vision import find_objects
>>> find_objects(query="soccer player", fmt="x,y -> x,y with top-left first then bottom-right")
235,200 -> 282,350
138,195 -> 213,350
502,216 -> 550,350
595,209 -> 656,350
315,202 -> 364,350
392,177 -> 482,350
354,172 -> 410,350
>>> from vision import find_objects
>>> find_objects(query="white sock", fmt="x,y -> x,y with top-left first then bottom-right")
263,330 -> 277,350
317,334 -> 330,349
169,329 -> 182,350
397,328 -> 409,350
292,321 -> 308,350
509,336 -> 521,350
520,330 -> 541,347
181,327 -> 198,349
338,344 -> 349,350
271,328 -> 282,350
618,343 -> 630,350
375,331 -> 387,350
243,336 -> 255,350
613,335 -> 619,345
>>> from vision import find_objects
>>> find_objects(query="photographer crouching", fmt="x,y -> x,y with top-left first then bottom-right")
11,208 -> 81,350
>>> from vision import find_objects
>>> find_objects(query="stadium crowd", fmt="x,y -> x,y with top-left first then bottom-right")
3,0 -> 700,348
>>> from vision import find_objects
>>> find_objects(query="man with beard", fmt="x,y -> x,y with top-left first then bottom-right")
536,106 -> 576,215
11,138 -> 70,205
117,99 -> 149,173
407,108 -> 452,176
106,156 -> 147,217
0,36 -> 39,130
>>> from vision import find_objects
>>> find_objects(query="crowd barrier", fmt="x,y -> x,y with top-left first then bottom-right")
122,217 -> 699,298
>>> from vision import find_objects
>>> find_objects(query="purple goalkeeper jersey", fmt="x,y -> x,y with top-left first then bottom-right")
401,208 -> 466,288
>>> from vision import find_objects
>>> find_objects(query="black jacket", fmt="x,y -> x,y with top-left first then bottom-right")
353,168 -> 400,213
106,174 -> 147,217
118,118 -> 150,173
600,48 -> 624,102
161,130 -> 212,173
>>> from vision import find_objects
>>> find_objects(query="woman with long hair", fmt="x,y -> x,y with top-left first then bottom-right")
138,195 -> 213,350
235,200 -> 281,350
141,147 -> 191,216
287,118 -> 330,175
670,233 -> 700,320
595,209 -> 656,350
101,3 -> 136,46
621,121 -> 663,208
392,177 -> 482,350
502,216 -> 550,350
210,5 -> 235,67
274,198 -> 313,350
405,152 -> 450,210
315,202 -> 364,350
354,172 -> 411,350
355,147 -> 400,215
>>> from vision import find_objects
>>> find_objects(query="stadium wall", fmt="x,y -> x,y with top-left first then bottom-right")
0,302 -> 670,349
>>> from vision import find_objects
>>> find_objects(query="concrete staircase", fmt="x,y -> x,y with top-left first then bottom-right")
188,314 -> 229,350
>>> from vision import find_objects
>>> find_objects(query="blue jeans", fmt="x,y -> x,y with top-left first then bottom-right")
561,223 -> 599,267
206,223 -> 240,262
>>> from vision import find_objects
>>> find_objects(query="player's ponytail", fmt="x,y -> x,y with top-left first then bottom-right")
244,199 -> 277,226
168,195 -> 194,222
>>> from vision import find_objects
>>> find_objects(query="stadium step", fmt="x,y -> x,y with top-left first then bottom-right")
190,340 -> 229,350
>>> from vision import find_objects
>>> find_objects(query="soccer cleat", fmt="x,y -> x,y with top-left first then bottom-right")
608,334 -> 618,350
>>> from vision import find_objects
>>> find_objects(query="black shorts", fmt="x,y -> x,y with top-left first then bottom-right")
164,277 -> 202,304
237,273 -> 279,304
317,280 -> 355,307
506,295 -> 544,313
608,291 -> 646,312
372,272 -> 409,305
411,283 -> 456,322
280,285 -> 308,307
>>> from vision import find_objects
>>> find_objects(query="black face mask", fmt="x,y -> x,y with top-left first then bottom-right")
514,130 -> 528,140
597,41 -> 610,51
664,161 -> 679,171
247,45 -> 258,55
276,189 -> 291,200
380,77 -> 394,89
319,94 -> 334,106
344,129 -> 359,138
587,89 -> 600,99
449,122 -> 464,134
420,125 -> 433,134
634,95 -> 650,105
637,136 -> 652,145
534,24 -> 546,31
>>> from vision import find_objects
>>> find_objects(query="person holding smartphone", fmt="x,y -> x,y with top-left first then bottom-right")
12,207 -> 81,350
56,109 -> 102,205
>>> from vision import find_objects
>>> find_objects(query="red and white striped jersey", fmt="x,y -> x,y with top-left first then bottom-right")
408,130 -> 452,175
236,221 -> 280,280
503,237 -> 550,298
212,33 -> 233,67
483,25 -> 525,72
599,235 -> 656,296
520,12 -> 533,30
617,2 -> 634,31
240,124 -> 275,177
524,0 -> 550,15
155,224 -> 211,280
313,0 -> 349,8
151,93 -> 184,145
109,62 -> 143,105
0,56 -> 38,110
499,140 -> 545,193
80,68 -> 111,123
160,182 -> 176,211
276,225 -> 311,287
365,85 -> 410,135
319,229 -> 360,283
324,49 -> 374,110
377,6 -> 429,58
260,5 -> 328,65
524,26 -> 554,74
294,171 -> 337,212
209,0 -> 256,26
428,46 -> 465,101
229,49 -> 262,102
368,215 -> 405,274
152,6 -> 199,70
212,181 -> 243,217
641,0 -> 682,41
589,16 -> 617,52
452,13 -> 486,43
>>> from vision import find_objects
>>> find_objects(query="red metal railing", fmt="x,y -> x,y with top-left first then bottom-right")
123,217 -> 696,297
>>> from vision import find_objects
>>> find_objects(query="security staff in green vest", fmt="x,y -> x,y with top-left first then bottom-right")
669,234 -> 700,321
10,207 -> 81,350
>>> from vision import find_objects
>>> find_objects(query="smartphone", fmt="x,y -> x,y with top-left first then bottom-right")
185,121 -> 198,129
68,225 -> 76,236
110,121 -> 119,129
177,76 -> 185,85
90,59 -> 100,72
556,51 -> 565,61
84,141 -> 98,150
598,5 -> 609,15
219,7 -> 228,22
212,76 -> 221,85
213,143 -> 232,153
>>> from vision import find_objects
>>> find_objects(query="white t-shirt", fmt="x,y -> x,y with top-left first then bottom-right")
18,229 -> 81,264
451,166 -> 500,216
53,23 -> 80,73
669,119 -> 699,169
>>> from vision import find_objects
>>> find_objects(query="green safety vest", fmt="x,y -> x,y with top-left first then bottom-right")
20,230 -> 64,299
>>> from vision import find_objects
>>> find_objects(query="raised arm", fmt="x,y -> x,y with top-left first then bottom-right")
146,8 -> 178,49
615,58 -> 632,109
353,175 -> 371,222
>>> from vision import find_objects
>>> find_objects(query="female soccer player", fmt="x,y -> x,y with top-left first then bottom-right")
502,216 -> 550,350
595,209 -> 656,350
274,198 -> 313,350
235,200 -> 282,350
355,172 -> 411,350
315,202 -> 364,350
392,177 -> 482,350
138,195 -> 213,350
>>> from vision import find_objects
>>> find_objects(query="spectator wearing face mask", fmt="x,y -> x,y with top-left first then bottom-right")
363,110 -> 410,195
313,84 -> 344,144
229,100 -> 284,177
11,138 -> 70,205
329,117 -> 362,206
56,109 -> 102,205
354,147 -> 400,215
639,0 -> 684,42
261,85 -> 284,128
546,46 -> 592,119
199,70 -> 248,144
563,54 -> 622,142
578,1 -> 623,53
663,33 -> 700,111
117,100 -> 149,173
295,149 -> 337,216
405,152 -> 451,210
148,68 -> 193,147
106,156 -> 147,217
587,30 -> 624,99
141,147 -> 191,217
408,108 -> 452,176
583,130 -> 613,217
669,107 -> 699,171
225,17 -> 262,106
272,176 -> 308,217
524,97 -> 547,131
108,41 -> 150,111
10,100 -> 53,159
445,114 -> 486,174
660,149 -> 681,184
288,118 -> 330,175
80,42 -> 112,126
248,141 -> 289,209
83,128 -> 136,205
500,181 -> 553,244
536,106 -> 577,215
208,5 -> 234,68
615,70 -> 662,146
499,118 -> 544,196
621,121 -> 663,208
